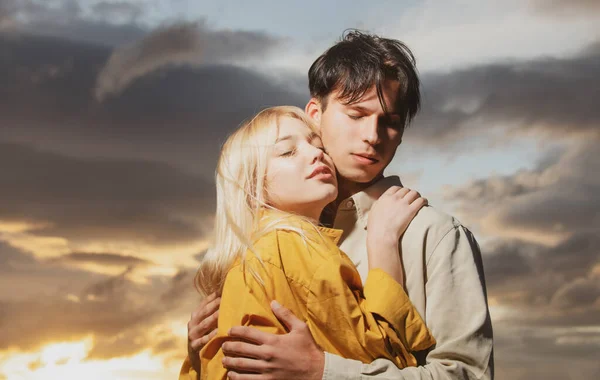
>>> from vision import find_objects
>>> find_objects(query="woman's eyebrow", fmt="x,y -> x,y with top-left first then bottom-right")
275,135 -> 294,143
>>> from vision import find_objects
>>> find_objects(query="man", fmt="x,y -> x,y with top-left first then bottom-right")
184,30 -> 494,380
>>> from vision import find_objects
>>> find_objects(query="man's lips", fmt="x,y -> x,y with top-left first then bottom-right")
351,153 -> 379,164
307,165 -> 333,179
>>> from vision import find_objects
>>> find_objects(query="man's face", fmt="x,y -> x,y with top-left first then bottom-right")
307,79 -> 404,186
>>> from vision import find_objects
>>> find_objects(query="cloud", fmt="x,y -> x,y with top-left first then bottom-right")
0,263 -> 198,356
0,0 -> 146,46
550,276 -> 600,309
493,324 -> 600,380
444,141 -> 600,244
0,240 -> 109,300
533,0 -> 600,15
484,232 -> 599,298
94,21 -> 285,100
411,41 -> 600,146
1,0 -> 81,28
0,276 -> 148,351
0,142 -> 213,246
92,1 -> 144,23
0,33 -> 305,177
443,138 -> 600,329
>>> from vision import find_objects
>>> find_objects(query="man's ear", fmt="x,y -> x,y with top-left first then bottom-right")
305,98 -> 322,129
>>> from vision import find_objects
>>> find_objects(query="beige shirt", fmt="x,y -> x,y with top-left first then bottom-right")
323,176 -> 494,380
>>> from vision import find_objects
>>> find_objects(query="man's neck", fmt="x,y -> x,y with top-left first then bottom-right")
336,174 -> 384,203
320,174 -> 384,226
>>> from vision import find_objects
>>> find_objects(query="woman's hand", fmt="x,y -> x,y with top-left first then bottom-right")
366,186 -> 427,284
368,186 -> 427,244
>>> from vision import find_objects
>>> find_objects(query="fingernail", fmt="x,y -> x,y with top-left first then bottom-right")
271,300 -> 281,309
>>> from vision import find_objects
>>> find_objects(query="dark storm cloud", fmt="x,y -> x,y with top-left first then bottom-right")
95,21 -> 285,100
0,142 -> 213,245
411,40 -> 600,145
0,33 -> 305,177
0,15 -> 300,248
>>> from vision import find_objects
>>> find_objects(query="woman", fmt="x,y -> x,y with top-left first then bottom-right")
181,106 -> 434,380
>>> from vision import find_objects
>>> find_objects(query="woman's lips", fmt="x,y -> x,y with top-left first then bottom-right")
308,165 -> 334,179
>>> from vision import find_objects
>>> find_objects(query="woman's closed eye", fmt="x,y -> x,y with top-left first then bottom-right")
280,149 -> 296,157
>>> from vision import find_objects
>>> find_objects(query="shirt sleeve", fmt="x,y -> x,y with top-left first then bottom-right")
322,226 -> 494,380
306,261 -> 434,368
199,257 -> 302,380
178,355 -> 199,380
363,268 -> 435,352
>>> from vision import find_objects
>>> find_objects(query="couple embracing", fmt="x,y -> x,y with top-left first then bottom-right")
181,30 -> 493,380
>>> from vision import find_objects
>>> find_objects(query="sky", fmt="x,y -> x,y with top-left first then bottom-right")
0,0 -> 599,379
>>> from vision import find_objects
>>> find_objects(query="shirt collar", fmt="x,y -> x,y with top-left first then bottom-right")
315,225 -> 344,245
260,209 -> 344,245
338,175 -> 403,230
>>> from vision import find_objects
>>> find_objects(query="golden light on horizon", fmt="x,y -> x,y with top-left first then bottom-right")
0,338 -> 181,380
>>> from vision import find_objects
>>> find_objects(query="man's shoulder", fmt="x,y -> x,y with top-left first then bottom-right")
404,205 -> 468,251
411,205 -> 463,232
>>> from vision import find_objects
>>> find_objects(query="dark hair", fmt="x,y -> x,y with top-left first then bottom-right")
308,29 -> 421,127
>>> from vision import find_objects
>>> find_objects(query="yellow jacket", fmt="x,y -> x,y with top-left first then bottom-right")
180,216 -> 435,380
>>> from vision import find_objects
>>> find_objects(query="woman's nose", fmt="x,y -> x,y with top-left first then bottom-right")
310,145 -> 325,163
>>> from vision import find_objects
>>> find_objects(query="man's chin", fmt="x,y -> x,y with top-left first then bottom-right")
339,168 -> 381,184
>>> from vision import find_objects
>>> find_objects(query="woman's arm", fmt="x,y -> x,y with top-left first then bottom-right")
367,186 -> 427,285
363,186 -> 432,351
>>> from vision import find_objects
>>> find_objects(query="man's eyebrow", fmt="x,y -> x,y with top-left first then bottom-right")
346,105 -> 373,113
346,104 -> 402,117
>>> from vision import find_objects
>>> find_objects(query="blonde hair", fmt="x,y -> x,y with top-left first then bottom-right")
195,106 -> 322,297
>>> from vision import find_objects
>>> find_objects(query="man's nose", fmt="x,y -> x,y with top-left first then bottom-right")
362,116 -> 381,145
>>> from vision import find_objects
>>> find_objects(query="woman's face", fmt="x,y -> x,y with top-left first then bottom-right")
265,117 -> 338,220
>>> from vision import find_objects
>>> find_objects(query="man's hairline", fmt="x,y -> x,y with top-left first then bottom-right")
311,79 -> 404,117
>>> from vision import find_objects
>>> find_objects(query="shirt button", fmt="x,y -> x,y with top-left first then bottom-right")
346,199 -> 354,208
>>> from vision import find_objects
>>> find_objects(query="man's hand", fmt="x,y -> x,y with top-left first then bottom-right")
187,291 -> 221,371
222,301 -> 324,380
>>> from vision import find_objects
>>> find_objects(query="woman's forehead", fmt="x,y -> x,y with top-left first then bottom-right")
276,117 -> 316,139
